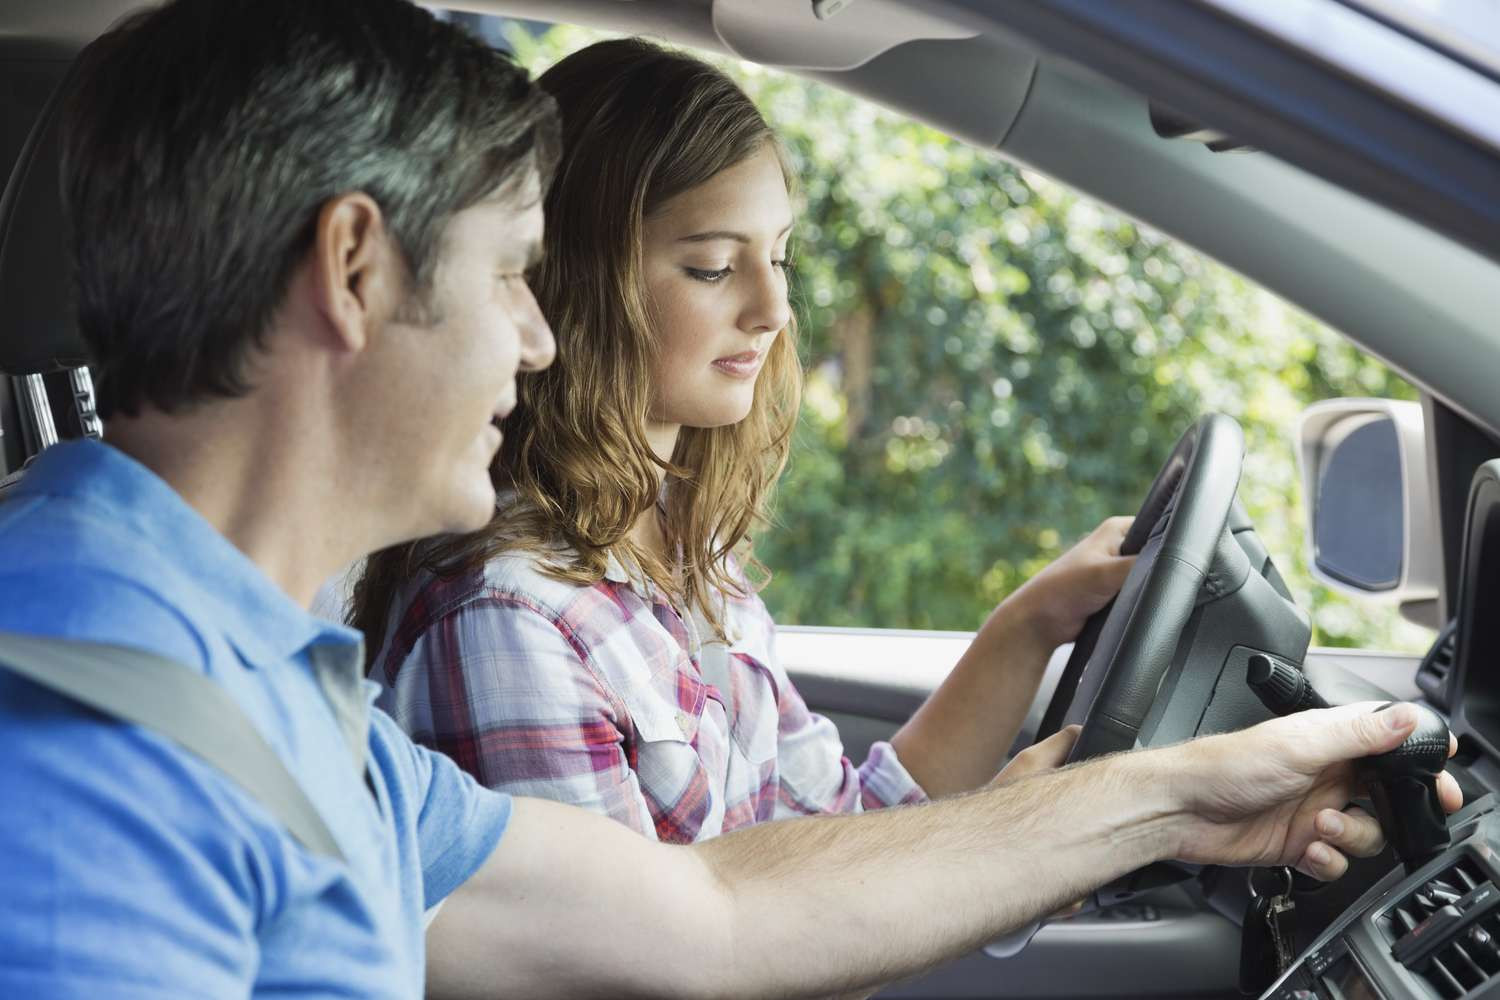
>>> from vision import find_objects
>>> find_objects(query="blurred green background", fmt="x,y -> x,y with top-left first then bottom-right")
507,23 -> 1433,653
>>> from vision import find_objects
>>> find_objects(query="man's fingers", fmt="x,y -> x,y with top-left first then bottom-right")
1439,770 -> 1464,814
1315,807 -> 1384,859
1296,841 -> 1349,881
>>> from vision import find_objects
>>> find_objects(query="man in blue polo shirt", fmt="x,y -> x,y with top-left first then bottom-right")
0,0 -> 1461,997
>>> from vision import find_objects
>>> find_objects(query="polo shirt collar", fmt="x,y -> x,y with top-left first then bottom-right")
14,439 -> 359,668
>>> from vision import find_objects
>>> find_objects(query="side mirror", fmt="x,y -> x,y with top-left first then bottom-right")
1297,399 -> 1439,626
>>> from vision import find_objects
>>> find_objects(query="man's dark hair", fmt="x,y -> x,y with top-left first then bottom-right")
59,0 -> 559,419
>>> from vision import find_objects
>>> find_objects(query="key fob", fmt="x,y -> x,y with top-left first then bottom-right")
1239,867 -> 1297,996
1239,892 -> 1279,996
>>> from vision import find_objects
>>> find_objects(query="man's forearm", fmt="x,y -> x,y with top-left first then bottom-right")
705,703 -> 1446,998
695,746 -> 1178,999
429,749 -> 1178,1000
433,705 -> 1429,999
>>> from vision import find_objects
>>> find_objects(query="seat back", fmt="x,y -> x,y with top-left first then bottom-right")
0,48 -> 95,480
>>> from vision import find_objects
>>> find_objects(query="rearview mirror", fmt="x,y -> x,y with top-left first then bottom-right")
1298,399 -> 1439,625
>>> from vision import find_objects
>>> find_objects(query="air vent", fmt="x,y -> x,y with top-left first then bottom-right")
1417,618 -> 1459,709
1382,855 -> 1500,997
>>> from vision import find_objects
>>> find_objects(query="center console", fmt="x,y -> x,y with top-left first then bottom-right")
1262,794 -> 1500,999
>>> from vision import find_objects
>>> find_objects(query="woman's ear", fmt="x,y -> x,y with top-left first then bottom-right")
308,192 -> 402,354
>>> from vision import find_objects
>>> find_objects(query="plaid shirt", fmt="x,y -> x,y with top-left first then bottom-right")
368,550 -> 927,843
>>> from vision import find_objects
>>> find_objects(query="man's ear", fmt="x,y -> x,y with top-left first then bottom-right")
309,193 -> 400,354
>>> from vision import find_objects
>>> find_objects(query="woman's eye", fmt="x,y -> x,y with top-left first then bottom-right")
773,259 -> 795,276
685,266 -> 732,283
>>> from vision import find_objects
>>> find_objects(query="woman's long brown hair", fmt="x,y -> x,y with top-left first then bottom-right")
350,38 -> 802,657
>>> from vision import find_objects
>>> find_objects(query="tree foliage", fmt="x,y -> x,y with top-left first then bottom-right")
509,23 -> 1431,652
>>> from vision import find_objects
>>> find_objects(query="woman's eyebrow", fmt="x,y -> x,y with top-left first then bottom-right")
677,221 -> 795,244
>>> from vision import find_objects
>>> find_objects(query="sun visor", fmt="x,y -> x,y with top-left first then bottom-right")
712,0 -> 977,71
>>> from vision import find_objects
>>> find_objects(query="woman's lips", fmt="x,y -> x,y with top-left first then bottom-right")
711,350 -> 763,379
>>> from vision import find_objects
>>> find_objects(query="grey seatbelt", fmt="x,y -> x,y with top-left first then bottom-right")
0,630 -> 345,863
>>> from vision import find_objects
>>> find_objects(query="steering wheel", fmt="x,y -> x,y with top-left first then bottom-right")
1036,413 -> 1246,762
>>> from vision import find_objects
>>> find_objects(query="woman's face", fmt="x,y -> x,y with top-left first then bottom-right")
641,144 -> 793,436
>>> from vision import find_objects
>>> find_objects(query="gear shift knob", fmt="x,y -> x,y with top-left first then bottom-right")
1358,703 -> 1451,874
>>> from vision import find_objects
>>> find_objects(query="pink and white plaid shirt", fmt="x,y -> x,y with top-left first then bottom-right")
368,550 -> 927,843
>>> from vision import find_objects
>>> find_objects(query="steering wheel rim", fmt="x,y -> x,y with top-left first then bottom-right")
1035,413 -> 1246,761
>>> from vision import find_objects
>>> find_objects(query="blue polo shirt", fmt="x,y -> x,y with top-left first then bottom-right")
0,440 -> 511,997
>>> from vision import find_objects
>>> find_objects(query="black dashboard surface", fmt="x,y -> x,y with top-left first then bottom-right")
1261,793 -> 1500,1000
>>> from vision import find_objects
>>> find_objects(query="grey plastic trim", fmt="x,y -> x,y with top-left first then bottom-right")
712,0 -> 975,71
878,904 -> 1239,998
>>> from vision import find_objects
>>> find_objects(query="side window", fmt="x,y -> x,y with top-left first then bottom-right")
498,19 -> 1431,654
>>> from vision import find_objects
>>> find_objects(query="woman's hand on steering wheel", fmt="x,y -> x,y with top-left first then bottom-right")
991,724 -> 1081,787
1000,516 -> 1136,650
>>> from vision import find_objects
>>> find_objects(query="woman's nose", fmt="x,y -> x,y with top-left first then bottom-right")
739,263 -> 791,335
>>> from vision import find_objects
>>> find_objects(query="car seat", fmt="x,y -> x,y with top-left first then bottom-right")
0,52 -> 99,488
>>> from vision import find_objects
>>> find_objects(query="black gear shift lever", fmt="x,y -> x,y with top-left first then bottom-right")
1246,656 -> 1451,873
1358,703 -> 1452,874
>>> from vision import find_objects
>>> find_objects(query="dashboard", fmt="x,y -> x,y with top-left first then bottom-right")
1265,794 -> 1498,999
1260,459 -> 1500,999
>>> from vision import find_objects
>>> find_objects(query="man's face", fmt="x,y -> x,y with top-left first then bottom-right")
371,172 -> 553,540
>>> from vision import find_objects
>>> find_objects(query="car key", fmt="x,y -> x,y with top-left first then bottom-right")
1265,875 -> 1297,975
1239,866 -> 1297,995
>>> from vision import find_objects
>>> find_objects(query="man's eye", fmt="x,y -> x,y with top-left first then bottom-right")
685,266 -> 732,283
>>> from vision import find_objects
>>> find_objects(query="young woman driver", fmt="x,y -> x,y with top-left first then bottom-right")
351,38 -> 1134,843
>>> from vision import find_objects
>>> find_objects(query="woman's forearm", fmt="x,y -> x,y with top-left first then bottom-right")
889,596 -> 1055,798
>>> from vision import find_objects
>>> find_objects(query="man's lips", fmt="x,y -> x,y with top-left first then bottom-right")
711,350 -> 763,378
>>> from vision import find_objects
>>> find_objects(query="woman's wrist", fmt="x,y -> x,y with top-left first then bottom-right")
975,587 -> 1060,669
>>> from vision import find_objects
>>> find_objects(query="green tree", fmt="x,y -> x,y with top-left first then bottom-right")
509,23 -> 1431,652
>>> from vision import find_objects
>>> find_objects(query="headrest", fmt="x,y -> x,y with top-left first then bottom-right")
0,61 -> 88,376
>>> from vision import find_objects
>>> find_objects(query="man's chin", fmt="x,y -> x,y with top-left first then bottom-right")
450,488 -> 500,535
424,480 -> 500,540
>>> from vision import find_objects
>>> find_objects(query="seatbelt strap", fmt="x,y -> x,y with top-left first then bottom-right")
0,630 -> 345,863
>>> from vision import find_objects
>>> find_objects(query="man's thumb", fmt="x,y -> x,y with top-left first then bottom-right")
1335,702 -> 1418,761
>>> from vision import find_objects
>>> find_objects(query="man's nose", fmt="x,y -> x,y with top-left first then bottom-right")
516,284 -> 556,372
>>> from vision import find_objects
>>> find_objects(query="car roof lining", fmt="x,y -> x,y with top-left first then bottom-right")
4,0 -> 1500,436
710,0 -> 976,72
